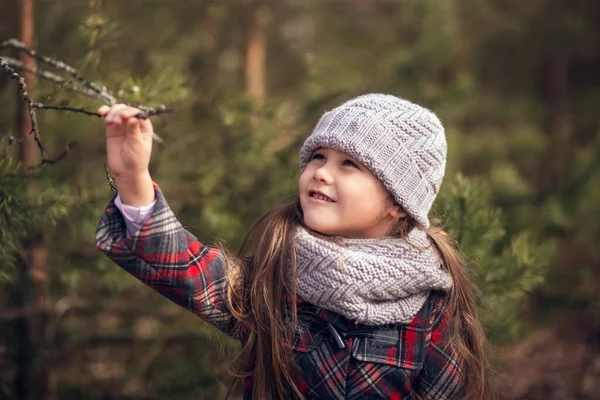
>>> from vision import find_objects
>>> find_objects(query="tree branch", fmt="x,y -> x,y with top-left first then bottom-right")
1,38 -> 114,104
2,56 -> 101,100
1,37 -> 172,178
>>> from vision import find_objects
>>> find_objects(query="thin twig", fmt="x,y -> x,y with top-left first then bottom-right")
105,162 -> 117,192
1,57 -> 46,157
2,56 -> 173,121
1,38 -> 115,105
2,56 -> 102,100
1,37 -> 172,179
33,103 -> 102,117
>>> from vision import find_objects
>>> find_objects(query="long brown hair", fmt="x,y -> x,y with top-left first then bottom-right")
220,198 -> 490,400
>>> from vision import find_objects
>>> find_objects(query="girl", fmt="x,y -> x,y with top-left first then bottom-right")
96,94 -> 489,400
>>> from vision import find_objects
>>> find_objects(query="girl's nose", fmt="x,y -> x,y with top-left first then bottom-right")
313,165 -> 333,184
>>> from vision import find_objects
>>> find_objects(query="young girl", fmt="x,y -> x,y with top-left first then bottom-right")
96,94 -> 489,400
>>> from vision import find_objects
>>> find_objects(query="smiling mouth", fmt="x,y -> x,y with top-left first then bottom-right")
309,191 -> 335,202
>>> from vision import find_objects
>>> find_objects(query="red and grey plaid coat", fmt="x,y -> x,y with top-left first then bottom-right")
96,184 -> 465,399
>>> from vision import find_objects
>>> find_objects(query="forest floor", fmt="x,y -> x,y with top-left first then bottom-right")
496,316 -> 600,400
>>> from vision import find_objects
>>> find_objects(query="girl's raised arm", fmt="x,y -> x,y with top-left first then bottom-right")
95,105 -> 240,339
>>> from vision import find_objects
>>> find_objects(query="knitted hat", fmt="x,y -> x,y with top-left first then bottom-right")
299,93 -> 447,229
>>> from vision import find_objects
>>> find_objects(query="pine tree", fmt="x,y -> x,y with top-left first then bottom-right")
434,174 -> 550,343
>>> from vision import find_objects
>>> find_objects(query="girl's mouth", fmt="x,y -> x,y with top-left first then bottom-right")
309,190 -> 335,202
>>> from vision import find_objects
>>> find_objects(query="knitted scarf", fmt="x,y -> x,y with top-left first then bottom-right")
294,227 -> 452,325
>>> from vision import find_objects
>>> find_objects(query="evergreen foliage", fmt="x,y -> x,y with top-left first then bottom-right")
1,0 -> 598,397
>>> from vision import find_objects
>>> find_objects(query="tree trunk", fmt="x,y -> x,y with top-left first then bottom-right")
14,0 -> 51,398
245,2 -> 269,107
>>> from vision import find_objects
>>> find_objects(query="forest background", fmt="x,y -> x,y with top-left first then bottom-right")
1,0 -> 599,399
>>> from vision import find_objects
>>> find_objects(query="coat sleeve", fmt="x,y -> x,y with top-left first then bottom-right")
95,182 -> 240,339
414,294 -> 466,399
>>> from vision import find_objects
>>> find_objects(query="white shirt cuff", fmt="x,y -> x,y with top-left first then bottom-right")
114,194 -> 156,237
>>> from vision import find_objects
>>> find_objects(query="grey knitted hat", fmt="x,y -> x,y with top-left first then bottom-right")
299,93 -> 447,229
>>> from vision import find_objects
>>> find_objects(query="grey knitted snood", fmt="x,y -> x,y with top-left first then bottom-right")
294,226 -> 452,325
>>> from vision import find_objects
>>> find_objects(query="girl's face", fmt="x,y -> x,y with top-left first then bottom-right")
299,147 -> 403,239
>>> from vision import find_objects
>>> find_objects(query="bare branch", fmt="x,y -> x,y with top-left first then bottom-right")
1,57 -> 45,156
1,37 -> 172,178
1,56 -> 101,100
1,38 -> 115,105
33,103 -> 102,117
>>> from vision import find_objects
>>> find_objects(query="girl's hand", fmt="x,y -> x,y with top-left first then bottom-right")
97,104 -> 154,180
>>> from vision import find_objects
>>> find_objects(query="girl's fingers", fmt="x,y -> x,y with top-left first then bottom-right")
139,117 -> 153,135
102,104 -> 152,135
120,107 -> 143,135
119,106 -> 143,120
126,116 -> 142,138
121,107 -> 156,137
97,105 -> 110,116
105,104 -> 128,124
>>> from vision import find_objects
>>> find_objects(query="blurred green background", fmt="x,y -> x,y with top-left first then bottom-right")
1,0 -> 599,399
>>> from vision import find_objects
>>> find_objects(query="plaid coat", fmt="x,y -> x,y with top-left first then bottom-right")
96,184 -> 465,399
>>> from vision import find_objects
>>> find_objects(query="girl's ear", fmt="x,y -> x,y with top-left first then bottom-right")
388,203 -> 406,219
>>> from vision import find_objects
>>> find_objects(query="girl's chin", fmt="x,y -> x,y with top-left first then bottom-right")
303,221 -> 340,236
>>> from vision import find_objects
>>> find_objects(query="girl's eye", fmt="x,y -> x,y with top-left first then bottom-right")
310,153 -> 325,161
343,160 -> 359,168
